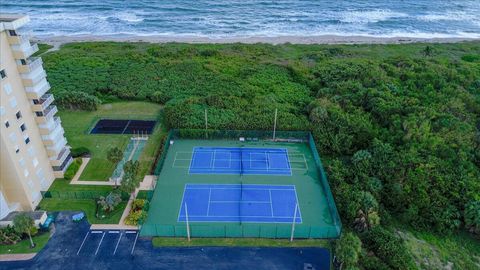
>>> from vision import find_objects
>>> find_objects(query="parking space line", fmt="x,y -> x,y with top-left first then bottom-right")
131,232 -> 139,255
95,232 -> 106,255
76,231 -> 90,255
113,232 -> 123,255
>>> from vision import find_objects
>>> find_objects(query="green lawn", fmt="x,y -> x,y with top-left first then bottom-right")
39,199 -> 127,224
49,179 -> 114,192
0,231 -> 51,255
400,228 -> 480,270
152,237 -> 330,248
58,101 -> 162,181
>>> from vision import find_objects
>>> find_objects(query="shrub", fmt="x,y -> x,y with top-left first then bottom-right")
132,199 -> 145,211
64,158 -> 83,180
148,90 -> 171,104
70,147 -> 90,158
56,91 -> 100,111
97,192 -> 122,213
361,227 -> 416,270
0,225 -> 22,245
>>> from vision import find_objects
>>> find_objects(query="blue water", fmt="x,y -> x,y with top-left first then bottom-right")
3,0 -> 480,38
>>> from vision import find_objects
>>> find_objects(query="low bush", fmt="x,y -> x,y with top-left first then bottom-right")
124,199 -> 148,226
0,225 -> 22,245
71,147 -> 91,158
63,158 -> 83,180
361,227 -> 416,270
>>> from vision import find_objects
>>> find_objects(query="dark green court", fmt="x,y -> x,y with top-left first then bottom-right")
141,130 -> 341,238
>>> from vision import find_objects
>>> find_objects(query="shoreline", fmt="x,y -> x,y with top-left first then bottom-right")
34,34 -> 480,46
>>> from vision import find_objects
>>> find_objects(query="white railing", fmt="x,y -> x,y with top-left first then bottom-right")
26,79 -> 50,98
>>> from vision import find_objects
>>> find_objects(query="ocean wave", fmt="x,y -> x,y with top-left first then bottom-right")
417,11 -> 480,26
339,9 -> 408,24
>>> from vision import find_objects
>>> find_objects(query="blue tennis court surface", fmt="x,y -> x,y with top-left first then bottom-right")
189,147 -> 291,176
178,184 -> 302,223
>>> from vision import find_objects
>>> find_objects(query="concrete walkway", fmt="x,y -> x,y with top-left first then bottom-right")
107,175 -> 157,229
0,253 -> 36,262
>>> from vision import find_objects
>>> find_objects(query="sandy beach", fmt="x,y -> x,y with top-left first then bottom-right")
35,34 -> 480,47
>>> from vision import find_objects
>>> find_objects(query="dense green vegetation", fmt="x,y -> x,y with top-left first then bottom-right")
43,41 -> 480,269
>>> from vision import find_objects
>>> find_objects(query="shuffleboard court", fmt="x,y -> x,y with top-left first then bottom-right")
189,147 -> 291,176
90,119 -> 156,134
178,184 -> 301,223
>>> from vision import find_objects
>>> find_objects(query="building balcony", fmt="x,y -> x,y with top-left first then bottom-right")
12,42 -> 39,59
35,105 -> 57,124
7,32 -> 31,45
21,68 -> 47,87
25,79 -> 50,99
17,57 -> 43,74
41,123 -> 64,146
31,93 -> 54,112
0,14 -> 30,31
46,136 -> 67,157
38,116 -> 61,135
53,154 -> 73,178
50,147 -> 71,167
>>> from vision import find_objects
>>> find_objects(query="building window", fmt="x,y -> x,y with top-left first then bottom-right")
20,123 -> 26,132
35,111 -> 43,117
8,30 -> 17,36
0,69 -> 6,79
25,137 -> 30,144
9,97 -> 17,108
15,147 -> 20,154
28,146 -> 35,157
20,59 -> 27,65
5,121 -> 9,128
33,158 -> 39,168
16,111 -> 22,119
3,84 -> 12,95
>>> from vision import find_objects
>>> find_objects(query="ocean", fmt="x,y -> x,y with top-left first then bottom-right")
2,0 -> 480,38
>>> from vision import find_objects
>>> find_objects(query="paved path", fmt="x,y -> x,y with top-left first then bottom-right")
0,254 -> 35,262
0,212 -> 330,270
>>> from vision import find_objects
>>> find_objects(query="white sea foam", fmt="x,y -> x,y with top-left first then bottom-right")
339,9 -> 408,24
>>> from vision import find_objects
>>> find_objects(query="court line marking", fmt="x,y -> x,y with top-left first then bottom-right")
179,183 -> 303,223
293,185 -> 303,224
177,185 -> 188,221
95,232 -> 106,255
126,231 -> 137,234
207,188 -> 212,217
209,201 -> 271,204
108,231 -> 119,234
269,189 -> 274,217
91,231 -> 103,234
76,231 -> 89,255
113,232 -> 123,255
131,232 -> 139,255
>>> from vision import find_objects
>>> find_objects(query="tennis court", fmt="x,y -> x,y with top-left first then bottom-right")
189,147 -> 291,175
178,184 -> 301,223
141,130 -> 342,239
90,119 -> 156,134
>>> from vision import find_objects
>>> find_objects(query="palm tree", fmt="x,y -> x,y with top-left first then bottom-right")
13,213 -> 37,248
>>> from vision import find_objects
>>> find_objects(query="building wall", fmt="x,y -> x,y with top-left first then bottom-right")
0,25 -> 57,214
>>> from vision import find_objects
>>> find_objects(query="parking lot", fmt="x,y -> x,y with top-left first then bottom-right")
77,230 -> 139,257
0,212 -> 330,270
